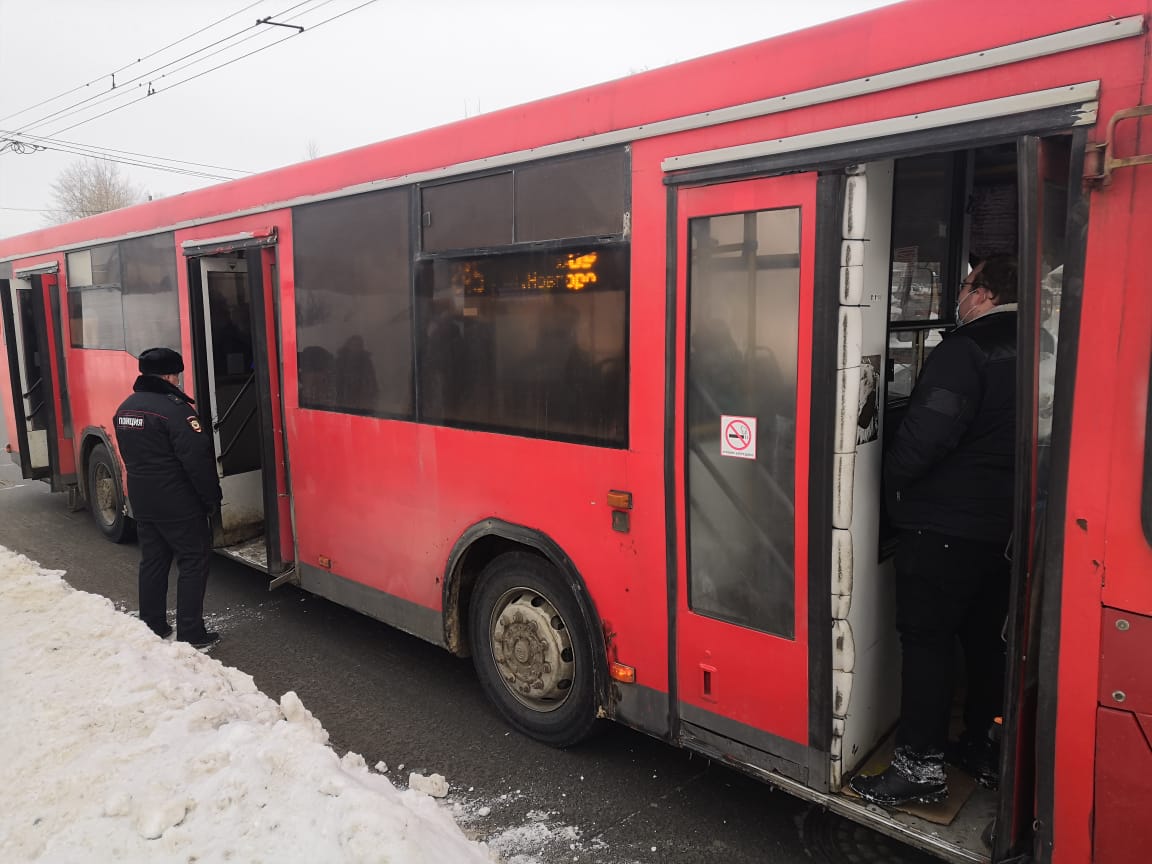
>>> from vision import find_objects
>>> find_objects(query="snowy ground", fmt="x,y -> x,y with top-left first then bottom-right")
0,545 -> 500,863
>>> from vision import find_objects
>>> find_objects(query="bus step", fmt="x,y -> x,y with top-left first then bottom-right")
217,534 -> 268,573
268,566 -> 297,591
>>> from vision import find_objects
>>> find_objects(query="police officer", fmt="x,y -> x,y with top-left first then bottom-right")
114,347 -> 222,649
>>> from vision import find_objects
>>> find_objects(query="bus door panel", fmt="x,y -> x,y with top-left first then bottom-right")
250,246 -> 294,573
673,174 -> 817,772
998,132 -> 1077,862
193,248 -> 292,576
199,257 -> 261,538
1,271 -> 64,483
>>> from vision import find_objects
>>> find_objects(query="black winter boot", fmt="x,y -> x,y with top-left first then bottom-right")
946,730 -> 1000,789
849,746 -> 948,806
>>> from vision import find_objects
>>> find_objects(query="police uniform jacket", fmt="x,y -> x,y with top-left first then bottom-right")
884,307 -> 1017,543
113,375 -> 222,522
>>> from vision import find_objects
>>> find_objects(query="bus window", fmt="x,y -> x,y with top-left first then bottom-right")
885,152 -> 962,402
686,207 -> 798,636
121,233 -> 179,358
417,244 -> 628,446
885,145 -> 1019,403
293,188 -> 413,418
66,245 -> 125,351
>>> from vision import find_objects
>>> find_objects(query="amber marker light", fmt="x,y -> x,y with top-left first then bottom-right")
610,662 -> 636,684
606,490 -> 632,509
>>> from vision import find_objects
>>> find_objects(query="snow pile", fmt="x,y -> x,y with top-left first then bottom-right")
0,547 -> 495,863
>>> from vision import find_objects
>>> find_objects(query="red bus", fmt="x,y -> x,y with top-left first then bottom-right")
1,1 -> 1149,860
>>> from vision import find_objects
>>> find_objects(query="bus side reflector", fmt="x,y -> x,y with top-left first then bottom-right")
610,662 -> 636,684
318,555 -> 332,569
607,490 -> 632,509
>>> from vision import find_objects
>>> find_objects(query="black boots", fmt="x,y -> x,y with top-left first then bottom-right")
947,730 -> 1000,789
183,630 -> 221,651
849,746 -> 948,806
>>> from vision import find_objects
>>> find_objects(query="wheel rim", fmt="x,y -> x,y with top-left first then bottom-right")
488,586 -> 576,713
92,462 -> 118,526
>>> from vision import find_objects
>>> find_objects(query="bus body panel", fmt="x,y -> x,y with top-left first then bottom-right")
1097,150 -> 1152,618
0,2 -> 1148,861
1052,95 -> 1152,859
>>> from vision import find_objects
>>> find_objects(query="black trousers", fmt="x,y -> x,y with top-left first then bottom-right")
138,515 -> 212,640
894,528 -> 1010,754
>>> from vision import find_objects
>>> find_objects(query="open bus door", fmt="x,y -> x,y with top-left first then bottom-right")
185,237 -> 293,581
0,264 -> 71,489
671,173 -> 829,785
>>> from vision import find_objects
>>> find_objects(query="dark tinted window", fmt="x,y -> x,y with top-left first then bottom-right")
516,149 -> 628,242
293,188 -> 413,416
420,148 -> 630,253
422,173 -> 513,252
889,153 -> 954,326
122,233 -> 179,357
418,244 -> 627,445
66,244 -> 124,350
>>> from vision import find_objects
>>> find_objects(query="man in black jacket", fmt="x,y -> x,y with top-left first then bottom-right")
852,256 -> 1017,806
114,347 -> 223,649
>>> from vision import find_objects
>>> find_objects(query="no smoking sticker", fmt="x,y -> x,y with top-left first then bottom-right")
720,415 -> 757,459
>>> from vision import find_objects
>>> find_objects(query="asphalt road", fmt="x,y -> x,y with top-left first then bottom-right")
0,428 -> 936,864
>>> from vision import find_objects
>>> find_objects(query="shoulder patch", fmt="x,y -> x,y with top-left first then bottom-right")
187,415 -> 203,433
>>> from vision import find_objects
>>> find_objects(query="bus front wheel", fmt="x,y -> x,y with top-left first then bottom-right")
469,551 -> 600,748
87,443 -> 135,543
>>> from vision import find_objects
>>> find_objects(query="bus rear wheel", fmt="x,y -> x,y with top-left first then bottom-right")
87,443 -> 135,543
469,551 -> 600,748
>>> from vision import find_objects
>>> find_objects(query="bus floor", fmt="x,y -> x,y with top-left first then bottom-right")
843,728 -> 999,858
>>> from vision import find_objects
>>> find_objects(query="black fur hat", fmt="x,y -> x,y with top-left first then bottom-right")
138,347 -> 184,376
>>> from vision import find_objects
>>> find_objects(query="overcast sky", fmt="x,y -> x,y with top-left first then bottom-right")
0,0 -> 900,239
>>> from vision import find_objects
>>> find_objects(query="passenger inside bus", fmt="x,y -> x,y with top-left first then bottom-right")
853,254 -> 1018,807
845,142 -> 1037,829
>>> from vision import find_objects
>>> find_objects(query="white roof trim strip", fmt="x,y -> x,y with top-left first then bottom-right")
13,261 -> 60,276
1,15 -> 1138,264
662,82 -> 1101,172
180,232 -> 259,249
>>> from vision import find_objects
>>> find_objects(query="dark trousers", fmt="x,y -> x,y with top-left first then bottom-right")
138,516 -> 212,640
894,528 -> 1010,754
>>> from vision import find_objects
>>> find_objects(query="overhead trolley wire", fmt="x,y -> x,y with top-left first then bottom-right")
0,129 -> 254,176
0,130 -> 239,180
31,0 -> 378,140
10,0 -> 329,137
0,0 -> 265,126
12,0 -> 325,136
0,0 -> 369,181
14,138 -> 237,181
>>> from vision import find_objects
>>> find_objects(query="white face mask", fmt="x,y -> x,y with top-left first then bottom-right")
955,284 -> 977,325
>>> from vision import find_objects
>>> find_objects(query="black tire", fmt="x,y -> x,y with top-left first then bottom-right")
469,551 -> 601,748
87,443 -> 136,543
